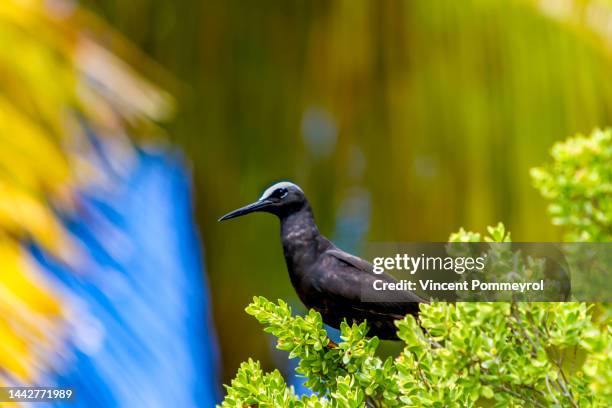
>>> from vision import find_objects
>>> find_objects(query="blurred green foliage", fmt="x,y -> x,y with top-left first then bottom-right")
0,1 -> 172,383
82,0 -> 612,380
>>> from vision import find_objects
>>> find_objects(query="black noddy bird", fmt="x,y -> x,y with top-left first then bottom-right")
219,182 -> 426,340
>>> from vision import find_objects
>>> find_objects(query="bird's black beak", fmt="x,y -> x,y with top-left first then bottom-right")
218,199 -> 273,221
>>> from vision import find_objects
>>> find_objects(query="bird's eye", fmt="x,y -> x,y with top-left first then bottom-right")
273,188 -> 288,199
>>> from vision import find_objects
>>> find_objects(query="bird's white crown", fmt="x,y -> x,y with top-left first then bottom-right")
260,181 -> 302,200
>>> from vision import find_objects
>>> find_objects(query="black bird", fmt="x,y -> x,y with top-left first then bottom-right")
219,182 -> 426,340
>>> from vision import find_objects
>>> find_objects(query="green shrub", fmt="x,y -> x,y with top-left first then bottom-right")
221,129 -> 612,407
531,128 -> 612,242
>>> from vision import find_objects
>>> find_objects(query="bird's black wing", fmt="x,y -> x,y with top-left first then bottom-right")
326,249 -> 376,275
314,248 -> 426,317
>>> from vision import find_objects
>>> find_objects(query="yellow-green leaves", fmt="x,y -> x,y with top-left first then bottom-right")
221,359 -> 302,408
231,297 -> 610,407
531,128 -> 612,242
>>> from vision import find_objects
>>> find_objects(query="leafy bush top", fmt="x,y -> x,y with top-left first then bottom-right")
223,281 -> 610,407
531,128 -> 612,242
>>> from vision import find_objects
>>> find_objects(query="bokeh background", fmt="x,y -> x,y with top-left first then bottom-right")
2,0 -> 612,403
80,0 -> 612,383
